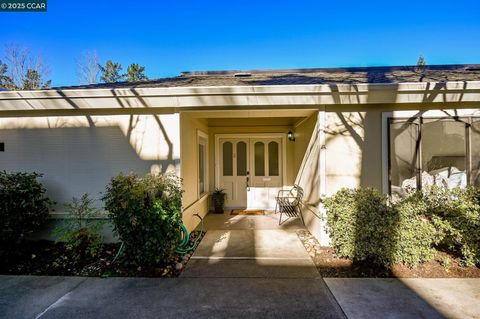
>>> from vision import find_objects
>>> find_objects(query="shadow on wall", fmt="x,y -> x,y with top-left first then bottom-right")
294,118 -> 321,211
0,124 -> 179,210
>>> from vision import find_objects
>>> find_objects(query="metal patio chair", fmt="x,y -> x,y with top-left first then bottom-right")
275,184 -> 305,225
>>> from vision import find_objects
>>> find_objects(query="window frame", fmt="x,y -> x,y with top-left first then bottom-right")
388,115 -> 477,194
197,130 -> 208,198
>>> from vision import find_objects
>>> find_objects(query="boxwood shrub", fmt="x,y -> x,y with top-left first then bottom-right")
324,188 -> 437,267
102,172 -> 183,266
0,171 -> 52,246
422,187 -> 480,266
391,191 -> 438,266
325,187 -> 480,267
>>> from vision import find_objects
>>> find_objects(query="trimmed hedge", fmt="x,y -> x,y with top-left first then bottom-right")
102,172 -> 183,266
391,191 -> 437,266
324,187 -> 479,267
0,171 -> 52,246
324,188 -> 436,267
422,187 -> 480,266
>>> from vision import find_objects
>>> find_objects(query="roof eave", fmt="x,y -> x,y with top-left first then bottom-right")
0,80 -> 480,115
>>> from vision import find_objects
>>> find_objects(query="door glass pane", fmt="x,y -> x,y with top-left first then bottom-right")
268,141 -> 279,176
389,121 -> 419,195
199,143 -> 205,194
422,119 -> 467,189
254,142 -> 265,176
222,142 -> 233,176
471,121 -> 480,186
237,141 -> 247,176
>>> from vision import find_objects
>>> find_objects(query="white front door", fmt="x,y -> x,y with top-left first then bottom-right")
248,138 -> 282,209
219,139 -> 249,208
218,137 -> 283,209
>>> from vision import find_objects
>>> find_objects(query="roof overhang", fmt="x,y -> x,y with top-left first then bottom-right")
0,81 -> 480,117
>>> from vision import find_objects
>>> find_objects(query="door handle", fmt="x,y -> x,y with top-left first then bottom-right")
246,171 -> 250,191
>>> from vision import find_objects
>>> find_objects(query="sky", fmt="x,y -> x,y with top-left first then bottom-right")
0,0 -> 479,87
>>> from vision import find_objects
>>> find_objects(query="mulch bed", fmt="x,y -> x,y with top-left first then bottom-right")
297,230 -> 480,278
0,231 -> 205,278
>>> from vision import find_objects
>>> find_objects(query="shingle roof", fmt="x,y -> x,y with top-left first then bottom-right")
53,64 -> 480,90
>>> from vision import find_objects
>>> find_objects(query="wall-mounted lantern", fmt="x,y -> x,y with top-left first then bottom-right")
287,130 -> 295,142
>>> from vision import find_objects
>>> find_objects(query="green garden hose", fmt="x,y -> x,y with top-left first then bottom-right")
112,241 -> 124,264
175,213 -> 205,255
112,213 -> 205,263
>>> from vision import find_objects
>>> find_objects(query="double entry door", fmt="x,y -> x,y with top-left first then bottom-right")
218,136 -> 283,209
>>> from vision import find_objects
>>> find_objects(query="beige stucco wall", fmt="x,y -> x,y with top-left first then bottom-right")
292,112 -> 330,245
179,113 -> 210,232
324,111 -> 383,194
290,110 -> 385,245
0,114 -> 180,214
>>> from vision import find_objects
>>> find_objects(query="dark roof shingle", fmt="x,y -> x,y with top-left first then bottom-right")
53,64 -> 480,90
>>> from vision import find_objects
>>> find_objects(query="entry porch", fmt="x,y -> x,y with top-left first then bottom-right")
179,108 -> 324,239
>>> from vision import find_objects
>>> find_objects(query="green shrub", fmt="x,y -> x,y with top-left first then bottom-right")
324,188 -> 437,267
54,194 -> 104,262
391,191 -> 437,265
0,171 -> 52,245
422,187 -> 480,266
102,172 -> 183,266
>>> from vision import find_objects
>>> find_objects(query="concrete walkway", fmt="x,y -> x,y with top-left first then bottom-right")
325,278 -> 480,319
1,212 -> 479,318
182,211 -> 318,278
0,212 -> 345,318
0,276 -> 345,319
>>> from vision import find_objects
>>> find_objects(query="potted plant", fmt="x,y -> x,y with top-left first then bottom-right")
211,188 -> 226,214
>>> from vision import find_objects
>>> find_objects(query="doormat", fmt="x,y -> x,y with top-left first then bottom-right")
231,209 -> 265,215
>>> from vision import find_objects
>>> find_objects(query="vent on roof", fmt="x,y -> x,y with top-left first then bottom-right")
234,72 -> 252,77
465,66 -> 480,71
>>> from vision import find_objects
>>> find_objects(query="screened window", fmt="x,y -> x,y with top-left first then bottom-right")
389,120 -> 419,194
389,117 -> 474,194
472,120 -> 480,186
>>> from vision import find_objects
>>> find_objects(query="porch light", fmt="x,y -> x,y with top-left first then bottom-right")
287,130 -> 295,142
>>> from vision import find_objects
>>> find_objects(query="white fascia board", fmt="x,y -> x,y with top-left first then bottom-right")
0,81 -> 480,113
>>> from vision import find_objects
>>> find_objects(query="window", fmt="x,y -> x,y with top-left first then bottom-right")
268,141 -> 279,176
236,141 -> 247,176
389,117 -> 477,195
254,141 -> 265,176
471,120 -> 480,186
198,131 -> 208,197
222,141 -> 233,176
389,120 -> 419,192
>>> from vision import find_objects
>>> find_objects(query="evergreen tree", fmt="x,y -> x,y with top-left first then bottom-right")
98,60 -> 124,83
0,60 -> 12,88
126,63 -> 148,82
415,54 -> 427,81
417,55 -> 426,68
22,69 -> 51,90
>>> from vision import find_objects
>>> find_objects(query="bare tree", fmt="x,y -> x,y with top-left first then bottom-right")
2,43 -> 51,90
76,50 -> 100,85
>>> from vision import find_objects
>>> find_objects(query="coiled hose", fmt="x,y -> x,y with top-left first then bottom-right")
112,213 -> 205,263
175,213 -> 204,255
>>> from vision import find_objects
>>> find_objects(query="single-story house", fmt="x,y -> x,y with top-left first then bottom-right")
1,64 -> 479,245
